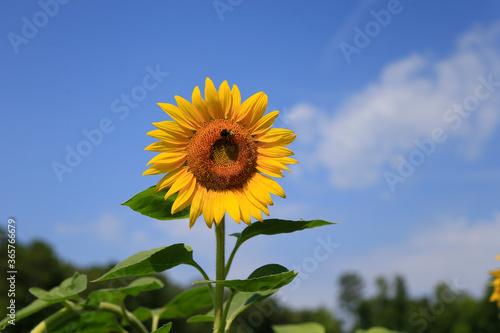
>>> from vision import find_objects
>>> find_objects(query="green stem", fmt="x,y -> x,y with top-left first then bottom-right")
224,243 -> 240,278
97,302 -> 148,333
152,313 -> 160,331
30,301 -> 144,333
222,290 -> 236,331
213,216 -> 226,333
191,261 -> 215,299
30,307 -> 79,333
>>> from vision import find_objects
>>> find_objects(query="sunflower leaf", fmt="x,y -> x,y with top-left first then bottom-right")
152,323 -> 173,333
47,312 -> 123,333
187,314 -> 214,323
29,272 -> 87,302
225,289 -> 278,329
186,289 -> 278,328
92,244 -> 196,282
0,299 -> 56,329
133,287 -> 212,321
194,264 -> 296,292
88,277 -> 164,304
230,219 -> 335,249
122,186 -> 190,221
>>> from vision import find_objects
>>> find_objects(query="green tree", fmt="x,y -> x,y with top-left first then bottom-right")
392,275 -> 408,331
338,272 -> 365,316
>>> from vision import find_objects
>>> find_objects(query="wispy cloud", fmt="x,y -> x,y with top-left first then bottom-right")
292,21 -> 500,189
335,213 -> 500,296
55,213 -> 151,248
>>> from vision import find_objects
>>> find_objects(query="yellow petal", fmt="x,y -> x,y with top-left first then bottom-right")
243,184 -> 269,214
153,167 -> 187,192
246,93 -> 268,129
258,146 -> 294,158
147,129 -> 189,145
143,163 -> 185,176
255,128 -> 295,143
234,92 -> 265,124
275,157 -> 299,168
146,151 -> 186,166
152,121 -> 192,138
258,134 -> 297,148
203,190 -> 215,228
250,110 -> 279,136
189,185 -> 206,228
171,177 -> 197,214
213,192 -> 225,226
230,84 -> 241,120
192,86 -> 210,123
145,141 -> 187,152
145,159 -> 186,175
246,197 -> 264,222
256,157 -> 286,177
247,175 -> 273,206
258,155 -> 295,173
157,103 -> 197,130
164,171 -> 194,200
254,173 -> 286,198
175,95 -> 204,126
205,78 -> 222,119
235,189 -> 252,225
223,190 -> 240,223
256,165 -> 283,178
218,81 -> 232,118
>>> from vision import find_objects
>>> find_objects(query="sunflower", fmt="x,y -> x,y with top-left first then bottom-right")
490,255 -> 500,312
144,78 -> 297,228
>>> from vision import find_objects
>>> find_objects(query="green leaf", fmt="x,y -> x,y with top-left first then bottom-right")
133,287 -> 212,321
152,322 -> 173,333
186,289 -> 278,329
122,186 -> 190,220
0,299 -> 55,329
29,272 -> 87,302
272,322 -> 326,333
187,314 -> 214,323
131,306 -> 153,322
159,286 -> 213,319
195,264 -> 297,292
88,277 -> 164,304
231,219 -> 335,249
48,311 -> 123,333
225,289 -> 277,329
93,244 -> 196,281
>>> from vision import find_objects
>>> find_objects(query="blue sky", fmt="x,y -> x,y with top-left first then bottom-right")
1,0 -> 500,312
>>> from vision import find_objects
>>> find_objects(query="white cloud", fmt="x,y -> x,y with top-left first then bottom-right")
291,21 -> 500,189
55,212 -> 153,248
336,213 -> 500,297
95,213 -> 123,244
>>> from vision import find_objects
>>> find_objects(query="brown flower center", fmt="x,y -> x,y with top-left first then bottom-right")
186,119 -> 257,191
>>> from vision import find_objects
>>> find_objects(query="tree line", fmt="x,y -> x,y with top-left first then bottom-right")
338,272 -> 500,332
1,230 -> 498,332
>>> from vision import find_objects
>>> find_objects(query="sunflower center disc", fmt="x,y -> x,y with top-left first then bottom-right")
186,119 -> 257,191
211,140 -> 239,166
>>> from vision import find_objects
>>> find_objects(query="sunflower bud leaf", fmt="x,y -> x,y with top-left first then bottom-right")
92,244 -> 197,281
122,186 -> 190,221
